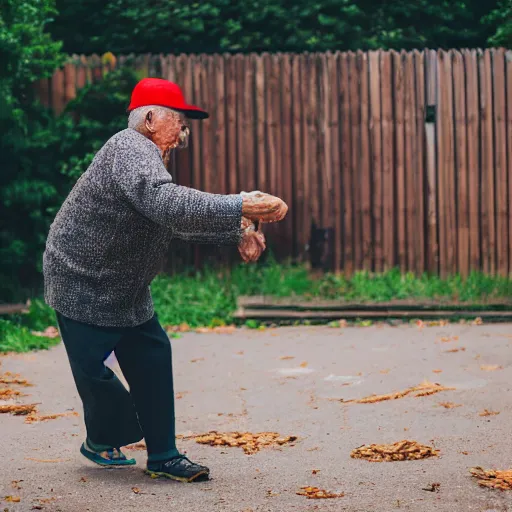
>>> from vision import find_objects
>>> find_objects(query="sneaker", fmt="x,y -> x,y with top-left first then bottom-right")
145,455 -> 210,482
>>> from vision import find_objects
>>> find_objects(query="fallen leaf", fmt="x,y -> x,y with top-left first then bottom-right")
351,440 -> 439,462
266,490 -> 279,497
461,451 -> 469,455
444,347 -> 466,353
0,373 -> 31,386
479,409 -> 500,417
4,496 -> 20,503
79,477 -> 87,482
312,469 -> 321,475
10,481 -> 21,490
0,388 -> 23,399
193,431 -> 297,455
190,358 -> 205,363
380,369 -> 390,374
472,317 -> 483,326
0,404 -> 37,416
439,336 -> 459,343
297,486 -> 344,499
125,441 -> 146,450
432,369 -> 443,374
25,411 -> 79,423
25,458 -> 68,463
236,351 -> 244,355
470,467 -> 512,490
341,381 -> 454,404
422,483 -> 440,492
279,356 -> 295,360
300,362 -> 308,368
481,365 -> 503,371
438,402 -> 462,409
132,487 -> 141,494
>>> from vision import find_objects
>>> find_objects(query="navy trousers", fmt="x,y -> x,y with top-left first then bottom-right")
56,312 -> 179,461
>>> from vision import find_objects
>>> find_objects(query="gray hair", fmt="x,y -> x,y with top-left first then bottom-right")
128,105 -> 180,132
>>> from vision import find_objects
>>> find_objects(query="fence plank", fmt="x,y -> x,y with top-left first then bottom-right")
394,51 -> 406,272
507,51 -> 512,275
479,49 -> 496,274
369,51 -> 383,272
414,50 -> 426,274
464,49 -> 481,272
453,51 -> 469,277
341,53 -> 353,274
493,49 -> 508,276
350,52 -> 362,269
359,51 -> 372,271
225,54 -> 238,194
380,51 -> 394,270
51,68 -> 65,115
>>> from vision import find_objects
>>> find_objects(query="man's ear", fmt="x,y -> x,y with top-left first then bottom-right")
145,110 -> 156,133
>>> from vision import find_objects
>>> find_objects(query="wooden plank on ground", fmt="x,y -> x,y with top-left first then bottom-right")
380,51 -> 394,270
464,49 -> 481,272
492,48 -> 508,276
453,51 -> 469,277
479,49 -> 496,274
394,51 -> 406,271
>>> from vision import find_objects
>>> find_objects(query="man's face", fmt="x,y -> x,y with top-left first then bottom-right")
150,109 -> 190,153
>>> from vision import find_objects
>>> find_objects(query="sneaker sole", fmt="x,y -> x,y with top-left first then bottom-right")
144,469 -> 209,483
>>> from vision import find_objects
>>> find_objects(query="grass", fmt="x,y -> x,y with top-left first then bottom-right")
2,263 -> 512,352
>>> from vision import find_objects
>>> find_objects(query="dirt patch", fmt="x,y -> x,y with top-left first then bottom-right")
193,432 -> 297,455
470,467 -> 512,490
351,440 -> 439,462
341,381 -> 454,404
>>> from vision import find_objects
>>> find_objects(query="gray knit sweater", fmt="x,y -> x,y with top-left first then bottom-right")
44,128 -> 243,327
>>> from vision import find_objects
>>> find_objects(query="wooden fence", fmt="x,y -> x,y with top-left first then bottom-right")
37,49 -> 512,276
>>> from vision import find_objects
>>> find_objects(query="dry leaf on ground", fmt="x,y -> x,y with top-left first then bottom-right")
297,486 -> 344,499
432,370 -> 443,374
0,404 -> 37,416
132,487 -> 141,494
279,356 -> 295,360
312,469 -> 320,475
472,317 -> 483,326
438,402 -> 462,409
0,372 -> 31,386
470,467 -> 512,490
300,361 -> 308,368
4,495 -> 21,502
341,381 -> 454,404
439,336 -> 459,343
0,388 -> 23,398
194,432 -> 297,455
422,483 -> 440,492
481,365 -> 503,371
25,457 -> 68,463
25,411 -> 79,423
195,326 -> 236,334
11,481 -> 21,490
351,440 -> 439,462
445,347 -> 466,353
380,369 -> 390,374
190,358 -> 205,363
479,409 -> 500,417
125,441 -> 146,450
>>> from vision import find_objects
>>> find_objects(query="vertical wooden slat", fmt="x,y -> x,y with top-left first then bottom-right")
300,54 -> 311,257
225,54 -> 238,194
394,51 -> 406,271
214,55 -> 227,194
380,51 -> 394,270
192,55 -> 204,190
180,55 -> 194,188
425,50 -> 439,274
479,49 -> 496,274
414,50 -> 426,274
51,68 -> 65,115
319,53 -> 331,231
507,51 -> 512,275
453,51 -> 469,277
464,50 -> 481,272
350,52 -> 362,270
358,52 -> 371,271
201,56 -> 214,192
291,54 -> 304,259
340,53 -> 353,274
492,48 -> 508,276
244,55 -> 256,193
308,55 -> 320,234
369,51 -> 383,272
63,62 -> 77,106
255,55 -> 267,193
280,54 -> 294,257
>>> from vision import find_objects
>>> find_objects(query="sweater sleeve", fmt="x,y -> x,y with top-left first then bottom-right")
111,136 -> 243,246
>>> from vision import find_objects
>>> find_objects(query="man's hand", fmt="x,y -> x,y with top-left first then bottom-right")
241,191 -> 288,223
239,217 -> 266,263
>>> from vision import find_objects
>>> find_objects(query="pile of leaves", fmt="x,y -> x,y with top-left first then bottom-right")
297,486 -> 344,499
341,381 -> 454,404
194,431 -> 297,455
470,467 -> 512,490
351,440 -> 439,462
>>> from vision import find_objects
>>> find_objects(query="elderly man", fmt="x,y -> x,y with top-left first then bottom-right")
43,78 -> 287,482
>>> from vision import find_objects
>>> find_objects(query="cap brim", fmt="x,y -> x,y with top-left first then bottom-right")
175,107 -> 209,120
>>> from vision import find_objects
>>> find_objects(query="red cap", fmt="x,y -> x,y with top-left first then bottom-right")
128,78 -> 209,119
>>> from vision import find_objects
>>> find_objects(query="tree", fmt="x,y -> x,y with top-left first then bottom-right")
486,0 -> 512,47
0,0 -> 64,300
51,0 -> 499,55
